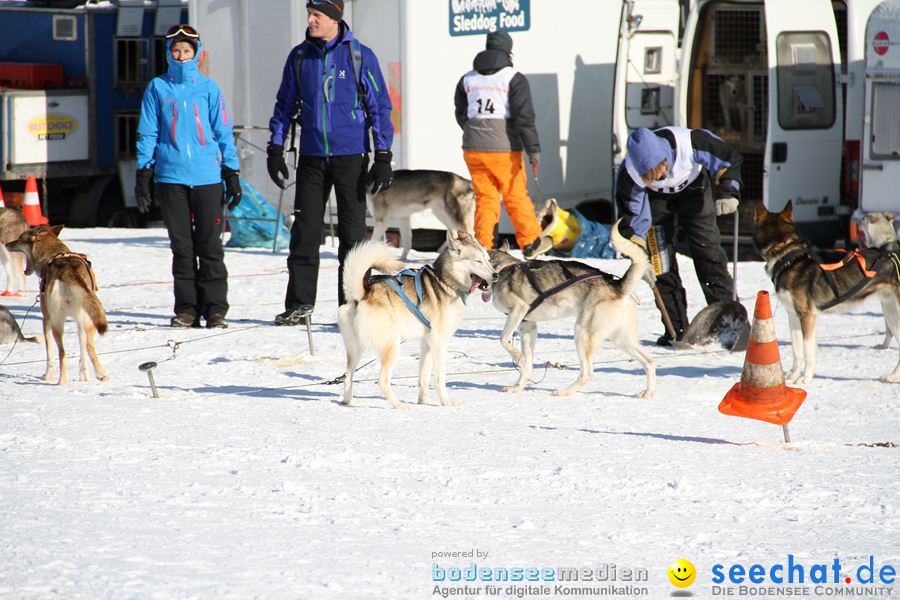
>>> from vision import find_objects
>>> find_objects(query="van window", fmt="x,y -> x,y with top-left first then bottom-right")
870,83 -> 900,159
775,32 -> 836,129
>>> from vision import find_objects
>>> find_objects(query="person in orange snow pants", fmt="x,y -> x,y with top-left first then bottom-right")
454,31 -> 550,258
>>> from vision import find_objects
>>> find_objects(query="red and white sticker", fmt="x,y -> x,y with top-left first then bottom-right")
873,31 -> 889,56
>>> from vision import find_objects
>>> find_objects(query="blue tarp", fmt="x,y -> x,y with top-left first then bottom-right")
225,179 -> 291,251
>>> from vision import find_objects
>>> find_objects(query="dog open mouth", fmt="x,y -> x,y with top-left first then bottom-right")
469,273 -> 492,302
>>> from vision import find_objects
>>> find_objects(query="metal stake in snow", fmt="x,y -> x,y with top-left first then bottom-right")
139,361 -> 160,398
782,425 -> 791,444
305,315 -> 315,356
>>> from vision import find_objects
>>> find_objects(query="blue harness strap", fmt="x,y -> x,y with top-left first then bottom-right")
385,267 -> 431,329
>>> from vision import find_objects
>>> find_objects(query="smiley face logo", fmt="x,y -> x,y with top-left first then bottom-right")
668,558 -> 696,588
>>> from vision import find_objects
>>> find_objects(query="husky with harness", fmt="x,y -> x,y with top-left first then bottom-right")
338,230 -> 496,410
6,225 -> 108,385
755,201 -> 900,383
488,221 -> 656,398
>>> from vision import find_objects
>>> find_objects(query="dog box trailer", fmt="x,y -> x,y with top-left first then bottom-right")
859,0 -> 900,217
656,0 -> 846,246
0,0 -> 187,227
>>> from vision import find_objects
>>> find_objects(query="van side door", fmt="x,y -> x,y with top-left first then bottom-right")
612,0 -> 682,168
763,0 -> 844,230
860,0 -> 900,214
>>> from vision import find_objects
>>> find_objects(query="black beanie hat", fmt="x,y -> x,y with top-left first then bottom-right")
486,31 -> 513,54
307,0 -> 344,22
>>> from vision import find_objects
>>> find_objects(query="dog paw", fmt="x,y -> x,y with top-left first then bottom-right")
502,385 -> 524,393
417,395 -> 433,405
552,389 -> 573,397
96,373 -> 108,381
785,370 -> 801,383
636,389 -> 655,399
441,398 -> 460,407
879,373 -> 900,383
393,403 -> 411,411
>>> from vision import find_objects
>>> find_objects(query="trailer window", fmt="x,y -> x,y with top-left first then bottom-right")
775,32 -> 836,130
115,113 -> 140,159
53,15 -> 78,42
870,83 -> 900,159
115,38 -> 151,88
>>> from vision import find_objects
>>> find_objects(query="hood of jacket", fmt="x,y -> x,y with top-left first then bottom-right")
473,49 -> 512,75
165,37 -> 202,84
626,127 -> 673,177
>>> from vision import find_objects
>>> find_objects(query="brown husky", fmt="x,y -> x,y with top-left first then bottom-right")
6,225 -> 108,385
754,201 -> 900,383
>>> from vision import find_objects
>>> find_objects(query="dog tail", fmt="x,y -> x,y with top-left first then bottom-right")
89,299 -> 108,335
611,219 -> 649,297
20,333 -> 44,344
342,241 -> 404,304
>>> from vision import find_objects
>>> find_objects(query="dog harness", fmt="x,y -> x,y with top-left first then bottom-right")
39,252 -> 97,294
770,246 -> 897,310
381,267 -> 471,330
499,260 -> 616,318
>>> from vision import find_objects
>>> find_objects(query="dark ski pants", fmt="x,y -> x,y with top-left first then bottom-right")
285,154 -> 369,309
157,182 -> 228,318
649,178 -> 733,336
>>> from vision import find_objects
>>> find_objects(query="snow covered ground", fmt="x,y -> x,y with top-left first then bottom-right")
1,227 -> 898,599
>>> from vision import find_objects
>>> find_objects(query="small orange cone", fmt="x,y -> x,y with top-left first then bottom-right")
22,176 -> 48,225
719,291 -> 806,427
0,182 -> 5,208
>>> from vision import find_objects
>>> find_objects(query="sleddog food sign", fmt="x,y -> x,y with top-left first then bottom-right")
450,0 -> 530,36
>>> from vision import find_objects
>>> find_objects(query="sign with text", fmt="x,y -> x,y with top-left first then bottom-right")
449,0 -> 530,37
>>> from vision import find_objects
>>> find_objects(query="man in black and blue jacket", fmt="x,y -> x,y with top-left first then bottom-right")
267,0 -> 394,325
615,127 -> 743,345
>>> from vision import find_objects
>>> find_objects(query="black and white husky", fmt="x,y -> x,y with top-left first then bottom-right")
488,221 -> 656,398
755,202 -> 900,383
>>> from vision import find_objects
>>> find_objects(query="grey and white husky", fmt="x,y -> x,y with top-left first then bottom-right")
858,211 -> 898,349
338,230 -> 496,409
755,202 -> 900,383
368,169 -> 476,260
0,304 -> 43,345
488,221 -> 656,398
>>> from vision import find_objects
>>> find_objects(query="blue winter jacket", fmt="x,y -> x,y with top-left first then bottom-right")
136,38 -> 239,186
269,22 -> 393,157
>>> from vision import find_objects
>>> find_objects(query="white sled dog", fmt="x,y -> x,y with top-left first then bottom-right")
368,169 -> 476,260
858,211 -> 899,349
489,221 -> 656,398
0,207 -> 29,296
338,230 -> 496,409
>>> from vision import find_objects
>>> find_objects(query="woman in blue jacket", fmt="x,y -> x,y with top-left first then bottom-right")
135,24 -> 241,329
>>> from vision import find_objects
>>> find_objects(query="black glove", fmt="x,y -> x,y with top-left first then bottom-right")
267,143 -> 289,189
222,166 -> 242,210
367,150 -> 393,195
135,167 -> 154,213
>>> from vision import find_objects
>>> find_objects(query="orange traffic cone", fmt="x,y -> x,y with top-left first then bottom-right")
22,176 -> 48,225
719,291 -> 806,430
0,182 -> 5,208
